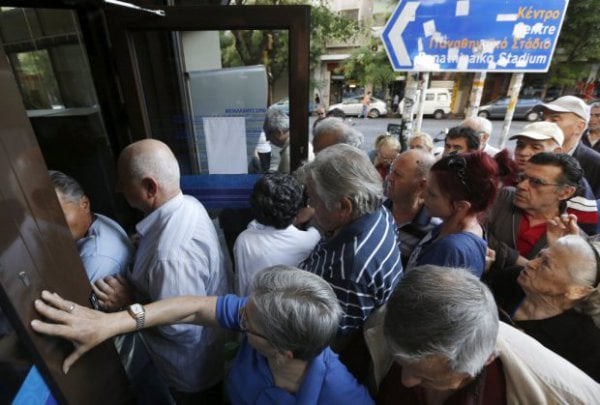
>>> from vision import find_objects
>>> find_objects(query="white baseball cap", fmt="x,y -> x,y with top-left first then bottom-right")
536,95 -> 591,123
509,121 -> 564,146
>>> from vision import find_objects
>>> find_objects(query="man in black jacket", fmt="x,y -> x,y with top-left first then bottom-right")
537,96 -> 600,198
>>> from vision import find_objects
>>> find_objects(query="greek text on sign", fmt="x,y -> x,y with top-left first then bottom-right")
381,0 -> 569,72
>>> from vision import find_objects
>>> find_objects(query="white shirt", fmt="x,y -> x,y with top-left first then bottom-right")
234,220 -> 320,296
129,193 -> 229,392
483,142 -> 500,156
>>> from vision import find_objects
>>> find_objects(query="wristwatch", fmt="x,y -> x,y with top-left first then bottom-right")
127,303 -> 145,331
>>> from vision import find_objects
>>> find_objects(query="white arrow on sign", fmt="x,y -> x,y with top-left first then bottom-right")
386,1 -> 420,67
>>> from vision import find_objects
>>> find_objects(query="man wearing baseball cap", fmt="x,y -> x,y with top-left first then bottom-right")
509,121 -> 563,171
508,121 -> 598,235
537,95 -> 600,198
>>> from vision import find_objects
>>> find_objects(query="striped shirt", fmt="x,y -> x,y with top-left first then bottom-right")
300,207 -> 403,334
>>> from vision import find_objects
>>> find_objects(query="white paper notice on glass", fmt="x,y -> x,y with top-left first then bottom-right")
203,116 -> 248,174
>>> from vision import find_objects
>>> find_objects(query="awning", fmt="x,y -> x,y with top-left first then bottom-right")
320,54 -> 351,62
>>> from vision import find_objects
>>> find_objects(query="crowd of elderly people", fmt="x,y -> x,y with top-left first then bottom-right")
28,95 -> 600,404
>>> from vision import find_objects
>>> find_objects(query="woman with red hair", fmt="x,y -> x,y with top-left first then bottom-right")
405,151 -> 515,277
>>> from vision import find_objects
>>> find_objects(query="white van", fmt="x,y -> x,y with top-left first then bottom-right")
399,88 -> 452,119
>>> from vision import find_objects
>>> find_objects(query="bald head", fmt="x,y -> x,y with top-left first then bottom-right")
117,139 -> 181,213
387,149 -> 435,203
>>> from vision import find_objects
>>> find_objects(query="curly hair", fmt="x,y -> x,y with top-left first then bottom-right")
250,173 -> 304,229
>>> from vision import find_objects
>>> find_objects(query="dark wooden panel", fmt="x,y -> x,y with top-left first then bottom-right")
0,45 -> 133,404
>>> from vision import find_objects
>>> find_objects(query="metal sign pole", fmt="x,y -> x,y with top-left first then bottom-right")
499,72 -> 524,149
467,72 -> 486,118
401,72 -> 419,140
414,72 -> 430,133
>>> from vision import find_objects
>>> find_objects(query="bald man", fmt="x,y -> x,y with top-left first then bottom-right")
385,149 -> 440,266
96,139 -> 229,403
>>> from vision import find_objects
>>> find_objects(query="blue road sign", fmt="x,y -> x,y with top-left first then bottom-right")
381,0 -> 569,72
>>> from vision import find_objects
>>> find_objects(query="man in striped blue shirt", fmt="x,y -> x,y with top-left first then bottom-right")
298,144 -> 403,379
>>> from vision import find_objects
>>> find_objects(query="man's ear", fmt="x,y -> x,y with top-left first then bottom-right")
417,177 -> 428,192
141,177 -> 159,198
558,184 -> 576,201
339,197 -> 354,221
575,119 -> 586,135
79,195 -> 91,213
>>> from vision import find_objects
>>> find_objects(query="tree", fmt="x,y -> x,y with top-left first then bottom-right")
221,0 -> 361,100
342,39 -> 396,99
545,0 -> 600,92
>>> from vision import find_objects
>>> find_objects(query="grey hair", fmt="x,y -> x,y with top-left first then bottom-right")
249,265 -> 342,360
48,170 -> 85,203
556,235 -> 600,328
461,116 -> 493,137
384,265 -> 499,377
590,102 -> 600,110
127,142 -> 180,193
304,144 -> 383,218
409,132 -> 434,153
313,117 -> 364,148
263,107 -> 290,139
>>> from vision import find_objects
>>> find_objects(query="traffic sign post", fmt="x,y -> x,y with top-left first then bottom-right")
381,0 -> 569,72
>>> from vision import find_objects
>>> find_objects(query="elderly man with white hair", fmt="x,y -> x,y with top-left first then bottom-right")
461,116 -> 500,156
94,139 -> 229,403
299,144 -> 402,379
366,265 -> 600,403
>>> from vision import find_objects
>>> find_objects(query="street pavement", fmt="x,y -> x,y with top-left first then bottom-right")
309,115 -> 530,154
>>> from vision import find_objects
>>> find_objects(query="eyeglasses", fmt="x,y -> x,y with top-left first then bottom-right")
516,173 -> 563,188
378,151 -> 398,164
239,305 -> 269,340
446,153 -> 471,193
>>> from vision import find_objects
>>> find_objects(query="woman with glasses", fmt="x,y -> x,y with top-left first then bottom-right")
499,233 -> 600,382
405,151 -> 514,277
31,266 -> 374,404
369,134 -> 401,180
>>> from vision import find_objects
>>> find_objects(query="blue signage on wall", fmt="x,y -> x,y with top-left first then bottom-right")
381,0 -> 569,72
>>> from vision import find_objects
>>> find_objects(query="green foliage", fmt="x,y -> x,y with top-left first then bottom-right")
547,0 -> 600,86
342,40 -> 395,93
221,0 -> 361,87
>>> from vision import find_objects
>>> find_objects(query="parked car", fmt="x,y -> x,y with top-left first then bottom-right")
398,88 -> 452,119
270,96 -> 313,115
328,96 -> 388,118
478,97 -> 542,121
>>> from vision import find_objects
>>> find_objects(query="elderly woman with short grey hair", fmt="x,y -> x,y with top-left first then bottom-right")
31,266 -> 374,404
500,233 -> 600,382
367,265 -> 600,404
